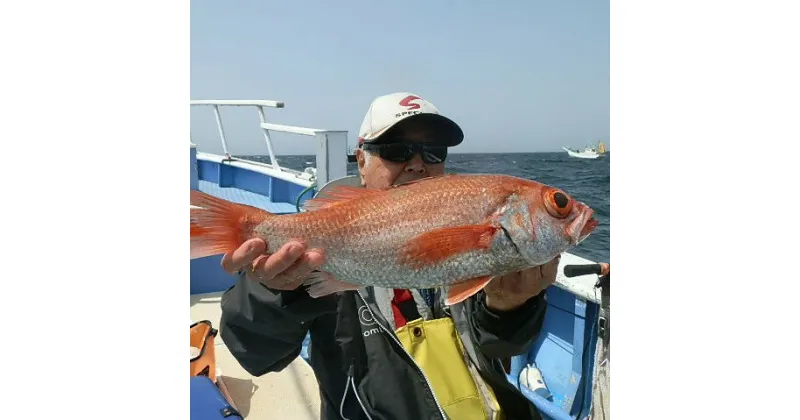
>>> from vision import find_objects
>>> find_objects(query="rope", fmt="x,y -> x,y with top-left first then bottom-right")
295,179 -> 317,212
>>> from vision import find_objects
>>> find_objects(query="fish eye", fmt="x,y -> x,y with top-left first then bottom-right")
553,192 -> 569,208
545,189 -> 573,218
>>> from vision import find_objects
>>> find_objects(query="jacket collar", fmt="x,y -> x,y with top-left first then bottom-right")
359,287 -> 435,330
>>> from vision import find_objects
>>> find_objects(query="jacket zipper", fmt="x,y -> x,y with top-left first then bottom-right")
357,291 -> 448,420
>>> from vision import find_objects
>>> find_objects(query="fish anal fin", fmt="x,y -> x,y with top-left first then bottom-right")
446,276 -> 494,305
400,224 -> 497,268
302,271 -> 361,297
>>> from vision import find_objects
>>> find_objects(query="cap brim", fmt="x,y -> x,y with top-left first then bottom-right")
367,113 -> 464,147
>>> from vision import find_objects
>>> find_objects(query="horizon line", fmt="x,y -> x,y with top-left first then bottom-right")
234,150 -> 610,157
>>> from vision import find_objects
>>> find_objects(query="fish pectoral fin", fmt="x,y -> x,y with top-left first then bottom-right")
400,224 -> 498,268
446,276 -> 495,305
302,271 -> 360,298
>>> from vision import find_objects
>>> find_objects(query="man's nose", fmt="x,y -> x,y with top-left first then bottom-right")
403,153 -> 427,174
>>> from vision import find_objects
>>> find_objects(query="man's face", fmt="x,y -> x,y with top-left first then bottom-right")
356,120 -> 447,189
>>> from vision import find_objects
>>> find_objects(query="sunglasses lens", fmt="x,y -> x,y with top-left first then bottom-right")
379,143 -> 415,162
422,147 -> 447,164
366,142 -> 448,164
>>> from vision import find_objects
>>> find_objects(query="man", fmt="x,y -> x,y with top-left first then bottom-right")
218,92 -> 560,420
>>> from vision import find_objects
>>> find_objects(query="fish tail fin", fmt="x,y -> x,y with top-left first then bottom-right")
190,190 -> 272,259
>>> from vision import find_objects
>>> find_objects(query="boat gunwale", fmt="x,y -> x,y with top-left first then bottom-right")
196,152 -> 316,188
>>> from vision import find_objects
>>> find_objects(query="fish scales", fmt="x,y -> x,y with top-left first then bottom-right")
250,176 -> 529,288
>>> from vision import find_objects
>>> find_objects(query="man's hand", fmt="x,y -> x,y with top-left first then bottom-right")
483,255 -> 561,312
221,238 -> 325,291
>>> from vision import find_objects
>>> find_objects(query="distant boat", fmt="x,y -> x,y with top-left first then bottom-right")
563,146 -> 600,159
563,141 -> 606,159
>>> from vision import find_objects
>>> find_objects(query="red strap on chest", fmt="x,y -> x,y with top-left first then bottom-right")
391,289 -> 414,328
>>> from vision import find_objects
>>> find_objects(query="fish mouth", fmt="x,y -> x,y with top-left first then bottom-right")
575,208 -> 598,244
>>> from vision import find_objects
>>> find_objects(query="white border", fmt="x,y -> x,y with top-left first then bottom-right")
612,1 -> 798,418
3,1 -> 798,418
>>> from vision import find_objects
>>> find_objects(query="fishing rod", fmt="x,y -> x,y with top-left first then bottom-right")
562,262 -> 610,289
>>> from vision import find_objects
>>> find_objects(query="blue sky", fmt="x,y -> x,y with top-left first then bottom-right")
190,0 -> 609,155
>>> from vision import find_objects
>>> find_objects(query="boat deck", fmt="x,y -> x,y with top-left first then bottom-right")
191,292 -> 322,419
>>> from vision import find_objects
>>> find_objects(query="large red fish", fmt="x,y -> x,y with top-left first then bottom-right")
190,174 -> 598,305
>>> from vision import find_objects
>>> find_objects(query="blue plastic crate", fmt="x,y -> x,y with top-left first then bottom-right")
508,285 -> 600,420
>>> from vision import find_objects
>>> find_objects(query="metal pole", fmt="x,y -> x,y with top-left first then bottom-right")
212,105 -> 231,159
257,106 -> 281,170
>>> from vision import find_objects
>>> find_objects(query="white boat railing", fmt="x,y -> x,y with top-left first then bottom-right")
190,99 -> 349,186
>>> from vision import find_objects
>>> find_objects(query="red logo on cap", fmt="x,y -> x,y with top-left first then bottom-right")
399,95 -> 422,110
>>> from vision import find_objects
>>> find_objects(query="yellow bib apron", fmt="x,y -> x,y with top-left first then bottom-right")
395,317 -> 504,420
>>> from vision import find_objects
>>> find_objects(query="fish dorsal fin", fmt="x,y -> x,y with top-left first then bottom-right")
446,276 -> 494,305
302,175 -> 458,212
400,224 -> 498,268
391,175 -> 438,187
391,174 -> 460,188
302,185 -> 381,211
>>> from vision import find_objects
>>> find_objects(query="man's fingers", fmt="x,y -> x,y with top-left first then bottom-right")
540,255 -> 561,281
221,238 -> 267,274
280,251 -> 325,281
250,254 -> 270,273
255,242 -> 306,281
599,262 -> 610,276
265,251 -> 326,290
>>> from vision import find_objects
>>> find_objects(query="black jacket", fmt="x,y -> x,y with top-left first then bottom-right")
219,274 -> 547,420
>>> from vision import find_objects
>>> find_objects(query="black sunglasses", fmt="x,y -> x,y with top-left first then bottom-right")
360,141 -> 448,164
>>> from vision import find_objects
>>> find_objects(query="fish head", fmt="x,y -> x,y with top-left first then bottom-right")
499,185 -> 598,266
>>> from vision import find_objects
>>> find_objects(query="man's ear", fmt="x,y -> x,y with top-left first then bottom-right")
356,148 -> 367,185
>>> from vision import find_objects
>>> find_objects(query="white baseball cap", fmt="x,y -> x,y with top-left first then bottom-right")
357,92 -> 464,147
